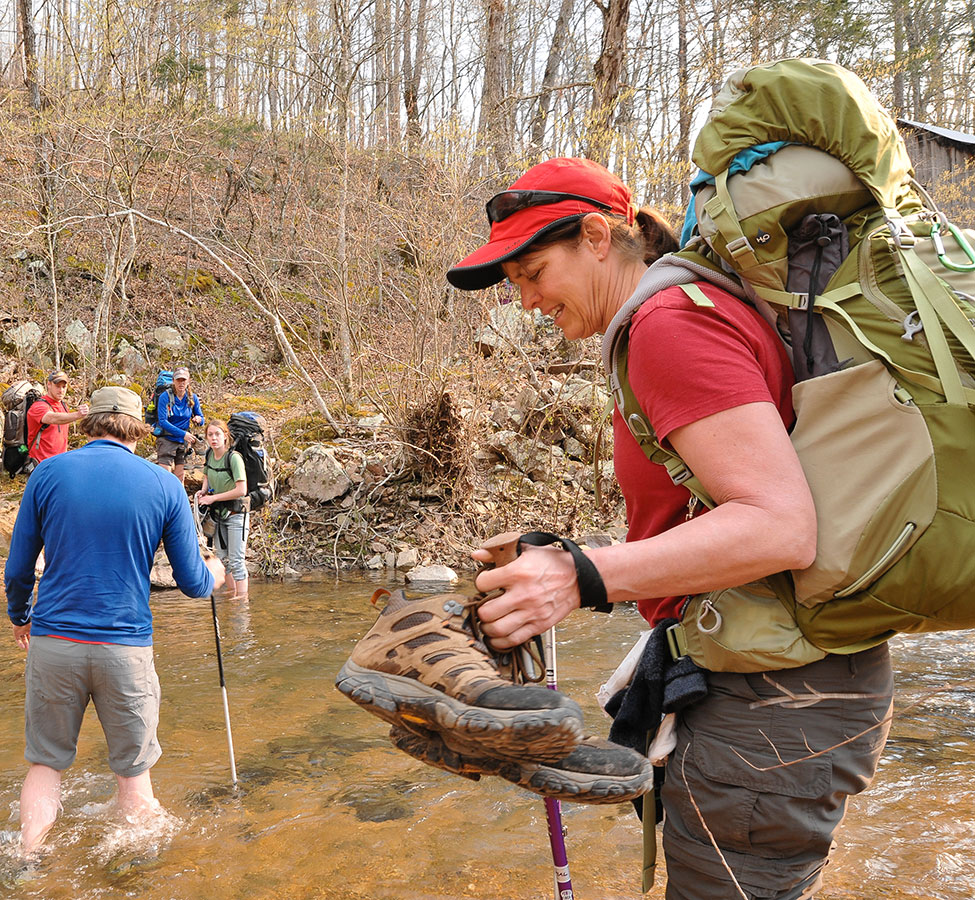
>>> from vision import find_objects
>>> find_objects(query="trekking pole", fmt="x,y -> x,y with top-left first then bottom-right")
211,590 -> 238,786
479,533 -> 574,900
194,496 -> 238,787
542,626 -> 574,900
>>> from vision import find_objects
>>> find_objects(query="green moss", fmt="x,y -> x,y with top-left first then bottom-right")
184,269 -> 217,292
276,413 -> 338,459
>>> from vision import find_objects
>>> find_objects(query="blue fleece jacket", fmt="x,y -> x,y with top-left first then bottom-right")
5,439 -> 214,645
157,388 -> 205,443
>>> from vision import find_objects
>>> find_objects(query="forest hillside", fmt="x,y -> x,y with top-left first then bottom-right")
1,1 -> 974,576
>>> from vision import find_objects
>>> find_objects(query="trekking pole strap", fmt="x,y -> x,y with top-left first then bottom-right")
519,531 -> 612,614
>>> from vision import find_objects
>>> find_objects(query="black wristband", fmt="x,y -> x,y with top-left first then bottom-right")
519,531 -> 612,614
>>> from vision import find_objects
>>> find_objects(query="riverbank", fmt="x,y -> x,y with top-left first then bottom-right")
0,348 -> 627,585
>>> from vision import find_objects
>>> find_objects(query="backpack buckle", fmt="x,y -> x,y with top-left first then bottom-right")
666,623 -> 688,661
724,235 -> 756,260
884,210 -> 916,248
626,413 -> 653,439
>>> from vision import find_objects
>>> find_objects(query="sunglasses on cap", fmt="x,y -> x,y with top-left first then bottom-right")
485,190 -> 613,224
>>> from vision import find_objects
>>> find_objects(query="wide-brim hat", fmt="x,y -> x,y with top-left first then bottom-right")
447,158 -> 635,291
89,386 -> 143,421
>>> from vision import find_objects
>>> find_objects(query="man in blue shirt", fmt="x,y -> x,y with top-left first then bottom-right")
155,365 -> 205,484
6,386 -> 224,855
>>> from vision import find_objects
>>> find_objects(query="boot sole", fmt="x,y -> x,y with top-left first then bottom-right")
391,726 -> 652,805
335,660 -> 583,762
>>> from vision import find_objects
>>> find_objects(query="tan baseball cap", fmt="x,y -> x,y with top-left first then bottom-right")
46,370 -> 69,385
88,386 -> 143,421
173,366 -> 190,380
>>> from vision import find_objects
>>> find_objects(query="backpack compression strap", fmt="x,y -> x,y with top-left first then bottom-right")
705,168 -> 975,407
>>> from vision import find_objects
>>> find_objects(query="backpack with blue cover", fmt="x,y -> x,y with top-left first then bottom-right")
605,58 -> 975,671
145,370 -> 173,436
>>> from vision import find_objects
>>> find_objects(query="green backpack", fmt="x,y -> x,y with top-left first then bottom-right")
605,58 -> 975,672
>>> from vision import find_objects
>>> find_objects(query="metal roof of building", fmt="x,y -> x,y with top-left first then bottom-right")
898,119 -> 975,147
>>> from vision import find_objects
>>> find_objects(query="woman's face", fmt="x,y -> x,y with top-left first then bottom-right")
206,426 -> 228,451
500,238 -> 603,341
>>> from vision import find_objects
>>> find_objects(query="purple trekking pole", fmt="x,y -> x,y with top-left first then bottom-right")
479,533 -> 575,899
543,626 -> 574,899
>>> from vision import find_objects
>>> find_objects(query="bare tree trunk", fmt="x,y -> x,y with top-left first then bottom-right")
892,0 -> 905,116
334,148 -> 354,394
225,1 -> 239,114
676,0 -> 690,207
477,0 -> 508,169
528,0 -> 574,161
92,212 -> 136,375
373,0 -> 391,144
401,0 -> 428,148
584,0 -> 629,166
328,0 -> 355,393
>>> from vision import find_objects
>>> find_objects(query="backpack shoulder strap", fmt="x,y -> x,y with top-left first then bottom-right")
603,251 -> 744,509
28,398 -> 53,449
612,328 -> 715,510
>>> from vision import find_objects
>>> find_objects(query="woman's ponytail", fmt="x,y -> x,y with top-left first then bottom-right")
635,207 -> 680,265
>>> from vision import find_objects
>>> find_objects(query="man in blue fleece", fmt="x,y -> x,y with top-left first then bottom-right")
5,386 -> 224,855
155,365 -> 205,484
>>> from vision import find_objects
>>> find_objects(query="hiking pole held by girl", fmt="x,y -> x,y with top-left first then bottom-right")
194,496 -> 239,786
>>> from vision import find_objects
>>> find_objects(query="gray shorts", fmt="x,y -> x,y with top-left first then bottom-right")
156,436 -> 187,467
660,643 -> 893,900
25,636 -> 162,777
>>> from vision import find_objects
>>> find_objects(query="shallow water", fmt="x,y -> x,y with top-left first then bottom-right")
0,577 -> 972,899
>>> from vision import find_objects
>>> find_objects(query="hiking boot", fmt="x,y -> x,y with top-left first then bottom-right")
335,590 -> 584,762
390,724 -> 652,805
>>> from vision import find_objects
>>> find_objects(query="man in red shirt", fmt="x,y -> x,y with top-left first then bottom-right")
26,371 -> 89,465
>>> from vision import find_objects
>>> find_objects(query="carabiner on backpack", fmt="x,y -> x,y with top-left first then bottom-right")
930,220 -> 975,273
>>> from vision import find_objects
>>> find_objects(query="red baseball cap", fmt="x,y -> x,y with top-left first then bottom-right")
447,157 -> 635,291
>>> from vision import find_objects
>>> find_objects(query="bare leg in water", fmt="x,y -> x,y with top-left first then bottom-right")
20,766 -> 160,854
116,770 -> 160,823
19,764 -> 62,855
223,572 -> 248,599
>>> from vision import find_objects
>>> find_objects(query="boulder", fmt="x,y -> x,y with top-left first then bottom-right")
0,500 -> 20,558
290,445 -> 352,503
3,321 -> 42,357
488,430 -> 565,481
395,547 -> 419,569
65,319 -> 94,361
152,326 -> 186,352
149,549 -> 177,590
244,343 -> 266,363
114,339 -> 148,376
473,304 -> 541,356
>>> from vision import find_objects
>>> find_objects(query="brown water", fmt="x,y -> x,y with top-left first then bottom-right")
1,577 -> 973,899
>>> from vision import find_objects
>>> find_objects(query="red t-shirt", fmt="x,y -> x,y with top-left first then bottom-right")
27,396 -> 69,462
612,282 -> 795,625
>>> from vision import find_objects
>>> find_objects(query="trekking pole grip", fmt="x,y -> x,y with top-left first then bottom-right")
479,531 -> 523,568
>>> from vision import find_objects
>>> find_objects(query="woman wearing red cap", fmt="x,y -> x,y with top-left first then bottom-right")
448,158 -> 892,900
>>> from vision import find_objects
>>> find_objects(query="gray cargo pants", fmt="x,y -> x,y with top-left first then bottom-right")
660,643 -> 892,900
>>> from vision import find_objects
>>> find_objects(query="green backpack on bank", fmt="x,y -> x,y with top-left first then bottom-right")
604,58 -> 975,672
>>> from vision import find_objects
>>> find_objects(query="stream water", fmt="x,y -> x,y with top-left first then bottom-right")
1,576 -> 972,900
